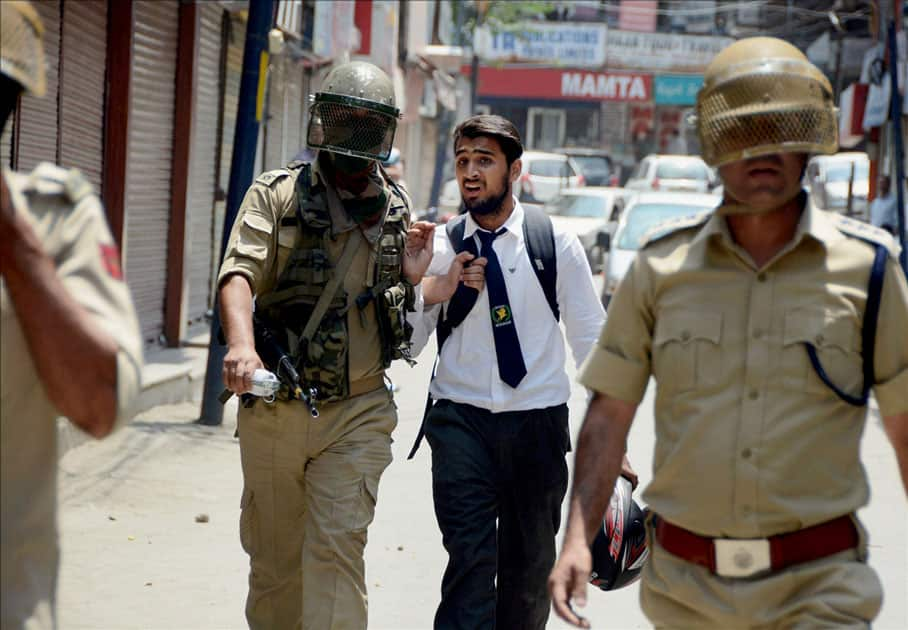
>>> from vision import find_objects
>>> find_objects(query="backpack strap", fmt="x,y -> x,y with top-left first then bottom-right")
805,243 -> 887,406
522,204 -> 559,322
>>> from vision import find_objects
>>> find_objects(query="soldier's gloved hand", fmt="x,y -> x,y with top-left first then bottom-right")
403,221 -> 436,285
223,343 -> 264,395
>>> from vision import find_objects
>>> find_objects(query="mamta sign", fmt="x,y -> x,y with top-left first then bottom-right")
468,66 -> 652,102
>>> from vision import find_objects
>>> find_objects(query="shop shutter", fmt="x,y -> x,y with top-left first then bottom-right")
124,0 -> 179,343
185,3 -> 225,324
211,11 -> 246,285
0,122 -> 12,169
59,0 -> 107,193
17,0 -> 60,172
285,63 -> 303,160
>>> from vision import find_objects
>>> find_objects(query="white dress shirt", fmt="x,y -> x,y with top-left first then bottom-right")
409,199 -> 606,413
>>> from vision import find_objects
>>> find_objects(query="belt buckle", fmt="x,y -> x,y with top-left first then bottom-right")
713,538 -> 771,578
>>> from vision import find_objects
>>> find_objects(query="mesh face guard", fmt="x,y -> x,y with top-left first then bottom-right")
696,59 -> 838,167
0,1 -> 46,96
307,93 -> 398,162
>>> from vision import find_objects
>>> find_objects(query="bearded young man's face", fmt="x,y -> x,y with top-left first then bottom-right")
454,135 -> 520,217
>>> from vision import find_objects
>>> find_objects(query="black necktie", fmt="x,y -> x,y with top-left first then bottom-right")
476,229 -> 527,388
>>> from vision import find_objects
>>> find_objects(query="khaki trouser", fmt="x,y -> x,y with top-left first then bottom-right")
237,384 -> 396,630
639,518 -> 883,629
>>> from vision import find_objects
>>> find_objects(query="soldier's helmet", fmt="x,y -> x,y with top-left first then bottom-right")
307,61 -> 399,162
0,1 -> 46,96
695,37 -> 838,167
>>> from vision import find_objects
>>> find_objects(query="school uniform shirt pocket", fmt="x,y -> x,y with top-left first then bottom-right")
652,310 -> 723,393
782,307 -> 863,397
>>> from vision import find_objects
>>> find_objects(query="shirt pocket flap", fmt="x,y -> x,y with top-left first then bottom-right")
235,214 -> 273,261
783,309 -> 858,352
653,311 -> 722,347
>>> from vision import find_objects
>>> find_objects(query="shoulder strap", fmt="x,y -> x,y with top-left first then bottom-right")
437,215 -> 480,348
805,243 -> 887,406
299,228 -> 363,344
522,204 -> 559,322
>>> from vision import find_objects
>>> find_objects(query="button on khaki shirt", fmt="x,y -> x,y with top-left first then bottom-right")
580,202 -> 908,538
1,164 -> 143,629
218,160 -> 403,384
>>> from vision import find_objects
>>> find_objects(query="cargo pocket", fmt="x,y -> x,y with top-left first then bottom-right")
783,308 -> 862,397
652,311 -> 722,393
239,487 -> 258,556
336,476 -> 380,534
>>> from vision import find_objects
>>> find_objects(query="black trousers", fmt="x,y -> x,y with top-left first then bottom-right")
424,400 -> 570,630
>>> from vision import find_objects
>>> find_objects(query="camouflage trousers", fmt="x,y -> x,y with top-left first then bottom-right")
237,383 -> 395,630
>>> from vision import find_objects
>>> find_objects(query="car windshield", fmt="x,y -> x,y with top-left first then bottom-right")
617,202 -> 715,250
825,161 -> 869,182
529,159 -> 572,177
571,156 -> 611,177
655,161 -> 709,180
545,194 -> 608,218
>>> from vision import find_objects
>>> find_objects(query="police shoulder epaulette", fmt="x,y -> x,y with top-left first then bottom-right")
831,214 -> 899,257
641,209 -> 712,248
254,168 -> 291,187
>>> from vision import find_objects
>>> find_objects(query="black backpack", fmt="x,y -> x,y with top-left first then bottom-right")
407,205 -> 559,459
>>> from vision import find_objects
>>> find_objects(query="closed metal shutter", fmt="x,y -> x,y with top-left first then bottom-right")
211,11 -> 246,284
0,121 -> 12,169
185,3 -> 224,324
59,0 -> 107,193
16,0 -> 60,172
124,0 -> 179,343
285,63 -> 303,160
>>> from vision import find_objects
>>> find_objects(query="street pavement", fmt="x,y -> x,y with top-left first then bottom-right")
57,336 -> 908,629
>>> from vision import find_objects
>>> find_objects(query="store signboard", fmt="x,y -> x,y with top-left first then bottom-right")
475,22 -> 607,66
606,30 -> 733,72
654,75 -> 704,105
470,66 -> 651,102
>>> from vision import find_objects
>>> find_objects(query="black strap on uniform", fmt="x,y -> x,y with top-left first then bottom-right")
805,243 -> 887,406
407,206 -> 559,460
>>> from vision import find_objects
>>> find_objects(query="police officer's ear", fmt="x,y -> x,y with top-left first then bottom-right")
508,158 -> 522,184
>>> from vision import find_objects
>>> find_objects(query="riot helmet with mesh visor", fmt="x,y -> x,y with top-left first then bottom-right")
695,37 -> 838,168
307,61 -> 399,162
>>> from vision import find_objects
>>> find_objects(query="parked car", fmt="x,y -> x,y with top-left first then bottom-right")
601,192 -> 721,308
554,148 -> 620,187
518,151 -> 584,203
806,152 -> 869,221
624,154 -> 717,194
542,187 -> 627,273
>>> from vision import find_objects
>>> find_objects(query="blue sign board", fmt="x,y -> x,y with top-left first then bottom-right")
654,75 -> 704,105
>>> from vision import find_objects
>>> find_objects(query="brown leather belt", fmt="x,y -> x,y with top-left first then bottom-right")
654,514 -> 859,578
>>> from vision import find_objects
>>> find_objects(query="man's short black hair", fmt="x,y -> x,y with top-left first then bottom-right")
453,115 -> 523,167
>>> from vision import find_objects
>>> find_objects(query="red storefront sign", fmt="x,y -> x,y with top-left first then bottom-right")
466,66 -> 652,102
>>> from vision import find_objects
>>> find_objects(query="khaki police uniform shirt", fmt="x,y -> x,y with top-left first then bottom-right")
218,160 -> 404,384
580,202 -> 908,539
1,164 -> 143,628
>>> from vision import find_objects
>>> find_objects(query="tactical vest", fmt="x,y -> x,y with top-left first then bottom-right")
256,162 -> 414,403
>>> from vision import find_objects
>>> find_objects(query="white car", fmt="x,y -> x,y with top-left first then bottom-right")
806,152 -> 869,221
624,154 -> 717,194
518,151 -> 585,203
542,187 -> 628,273
601,192 -> 721,308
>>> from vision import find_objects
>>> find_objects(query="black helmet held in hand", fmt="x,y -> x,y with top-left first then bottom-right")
589,476 -> 649,591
